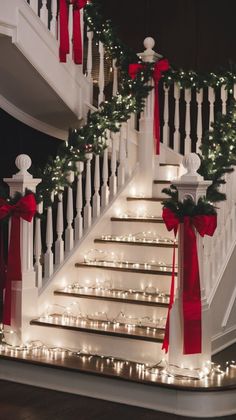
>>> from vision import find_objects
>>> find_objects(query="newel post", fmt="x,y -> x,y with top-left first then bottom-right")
137,37 -> 162,196
168,153 -> 212,370
4,155 -> 41,344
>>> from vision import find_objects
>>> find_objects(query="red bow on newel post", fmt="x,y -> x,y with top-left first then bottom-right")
0,194 -> 36,325
162,207 -> 217,355
59,0 -> 87,64
129,58 -> 169,154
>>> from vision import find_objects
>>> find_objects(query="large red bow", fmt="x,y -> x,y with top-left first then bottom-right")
0,194 -> 36,325
129,59 -> 169,154
162,207 -> 217,354
59,0 -> 87,65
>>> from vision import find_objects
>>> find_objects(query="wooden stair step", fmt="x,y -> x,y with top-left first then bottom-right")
111,216 -> 164,223
75,262 -> 175,276
30,318 -> 165,343
54,289 -> 170,307
94,237 -> 176,248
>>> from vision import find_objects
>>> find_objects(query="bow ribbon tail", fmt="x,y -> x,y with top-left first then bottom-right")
183,217 -> 202,354
3,216 -> 22,326
73,3 -> 83,64
59,0 -> 70,62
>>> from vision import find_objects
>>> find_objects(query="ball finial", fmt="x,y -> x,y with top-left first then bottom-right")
143,37 -> 155,51
15,154 -> 32,176
182,153 -> 201,175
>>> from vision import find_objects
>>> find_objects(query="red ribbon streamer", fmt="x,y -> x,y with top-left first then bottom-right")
129,59 -> 169,154
59,0 -> 87,65
0,194 -> 36,325
162,207 -> 217,354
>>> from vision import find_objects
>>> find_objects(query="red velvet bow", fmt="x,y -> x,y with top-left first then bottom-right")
59,0 -> 87,65
0,194 -> 36,325
129,59 -> 169,154
162,207 -> 217,354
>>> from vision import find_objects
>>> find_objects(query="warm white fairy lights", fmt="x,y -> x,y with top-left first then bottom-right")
99,231 -> 175,245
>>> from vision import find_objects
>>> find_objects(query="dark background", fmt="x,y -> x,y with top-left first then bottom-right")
1,0 -> 236,179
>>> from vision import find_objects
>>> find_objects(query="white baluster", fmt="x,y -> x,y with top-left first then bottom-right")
84,153 -> 93,229
30,0 -> 38,14
208,87 -> 215,130
184,88 -> 192,155
55,193 -> 64,265
93,154 -> 101,219
234,84 -> 236,100
118,125 -> 126,188
50,0 -> 57,38
173,83 -> 180,153
109,132 -> 117,198
163,84 -> 170,146
65,171 -> 74,253
112,59 -> 118,96
40,0 -> 48,27
34,202 -> 43,288
44,203 -> 54,278
98,41 -> 105,105
101,147 -> 109,208
196,88 -> 203,153
87,29 -> 94,101
221,85 -> 228,115
75,161 -> 84,241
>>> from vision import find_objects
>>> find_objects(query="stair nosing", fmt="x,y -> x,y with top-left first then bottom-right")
54,290 -> 170,308
94,238 -> 176,248
126,197 -> 169,202
75,262 -> 176,276
30,319 -> 164,343
110,217 -> 164,223
153,180 -> 173,184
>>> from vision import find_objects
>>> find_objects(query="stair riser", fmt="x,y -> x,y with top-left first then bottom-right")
152,184 -> 172,198
111,222 -> 173,238
92,242 -> 176,265
73,267 -> 172,294
125,201 -> 163,216
28,325 -> 164,364
156,165 -> 179,180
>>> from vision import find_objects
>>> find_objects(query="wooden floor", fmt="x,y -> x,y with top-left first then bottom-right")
0,343 -> 235,420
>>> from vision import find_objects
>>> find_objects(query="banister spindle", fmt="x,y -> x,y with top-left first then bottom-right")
196,88 -> 203,153
30,0 -> 38,14
75,161 -> 84,241
112,59 -> 118,96
234,84 -> 236,100
184,88 -> 192,155
87,29 -> 94,100
173,83 -> 180,153
34,202 -> 43,288
109,132 -> 117,198
163,84 -> 170,146
93,154 -> 101,219
44,200 -> 54,278
65,171 -> 74,253
40,0 -> 48,27
50,0 -> 57,38
118,124 -> 126,188
55,193 -> 64,265
84,153 -> 93,229
208,87 -> 215,129
221,85 -> 228,115
98,41 -> 105,105
101,146 -> 109,208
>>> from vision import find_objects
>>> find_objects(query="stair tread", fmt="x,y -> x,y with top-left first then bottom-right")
54,289 -> 170,307
111,216 -> 164,223
75,262 -> 176,276
94,237 -> 176,248
30,317 -> 165,343
1,352 -> 236,392
126,197 -> 169,202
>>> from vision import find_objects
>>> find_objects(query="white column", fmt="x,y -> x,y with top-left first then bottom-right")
98,41 -> 105,105
208,87 -> 215,130
75,161 -> 84,241
65,171 -> 74,253
55,193 -> 64,265
4,155 -> 41,343
173,83 -> 181,153
84,153 -> 93,229
163,84 -> 170,147
92,154 -> 101,219
101,147 -> 109,208
196,88 -> 203,153
169,153 -> 212,370
184,88 -> 192,155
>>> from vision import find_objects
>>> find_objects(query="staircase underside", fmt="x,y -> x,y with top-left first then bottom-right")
0,351 -> 236,418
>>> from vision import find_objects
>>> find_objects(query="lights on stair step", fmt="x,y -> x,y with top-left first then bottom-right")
99,231 -> 175,245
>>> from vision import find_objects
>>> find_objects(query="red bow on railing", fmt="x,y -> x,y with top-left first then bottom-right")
59,0 -> 87,65
162,207 -> 217,354
129,59 -> 169,154
0,194 -> 36,325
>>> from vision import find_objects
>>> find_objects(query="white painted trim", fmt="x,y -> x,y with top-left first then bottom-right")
0,94 -> 67,140
0,358 -> 236,418
212,324 -> 236,355
222,285 -> 236,328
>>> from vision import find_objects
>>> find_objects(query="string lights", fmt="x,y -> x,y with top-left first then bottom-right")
99,232 -> 175,245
